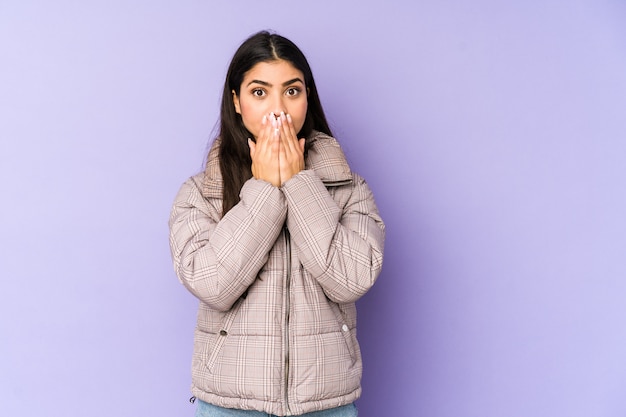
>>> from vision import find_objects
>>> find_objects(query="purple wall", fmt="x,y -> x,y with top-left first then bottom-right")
2,1 -> 626,416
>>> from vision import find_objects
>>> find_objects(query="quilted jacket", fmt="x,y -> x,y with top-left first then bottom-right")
169,131 -> 385,416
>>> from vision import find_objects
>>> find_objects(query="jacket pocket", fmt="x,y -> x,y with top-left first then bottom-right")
204,298 -> 244,372
328,302 -> 358,364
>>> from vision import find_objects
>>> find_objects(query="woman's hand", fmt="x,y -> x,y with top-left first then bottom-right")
277,111 -> 305,186
248,112 -> 305,187
248,113 -> 281,187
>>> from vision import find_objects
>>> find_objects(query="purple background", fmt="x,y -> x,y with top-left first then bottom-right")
2,1 -> 626,416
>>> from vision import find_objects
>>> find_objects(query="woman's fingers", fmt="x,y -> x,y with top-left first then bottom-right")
248,112 -> 305,186
250,113 -> 280,187
278,112 -> 305,185
298,137 -> 305,153
278,112 -> 303,155
278,112 -> 298,152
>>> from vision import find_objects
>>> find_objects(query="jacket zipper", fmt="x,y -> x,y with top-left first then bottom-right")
283,226 -> 292,416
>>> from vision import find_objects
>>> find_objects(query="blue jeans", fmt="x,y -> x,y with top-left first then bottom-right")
195,399 -> 357,417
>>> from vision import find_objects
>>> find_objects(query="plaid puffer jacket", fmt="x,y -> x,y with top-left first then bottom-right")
169,131 -> 385,416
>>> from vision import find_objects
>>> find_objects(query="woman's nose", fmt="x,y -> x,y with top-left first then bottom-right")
271,95 -> 285,116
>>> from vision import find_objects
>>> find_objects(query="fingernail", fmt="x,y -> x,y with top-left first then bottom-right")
262,115 -> 267,125
286,114 -> 292,123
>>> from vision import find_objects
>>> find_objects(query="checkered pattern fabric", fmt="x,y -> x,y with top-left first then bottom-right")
169,132 -> 385,416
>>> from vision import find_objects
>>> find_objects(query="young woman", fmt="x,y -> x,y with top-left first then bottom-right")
169,31 -> 385,417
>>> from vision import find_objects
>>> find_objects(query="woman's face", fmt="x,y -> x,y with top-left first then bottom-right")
233,59 -> 308,139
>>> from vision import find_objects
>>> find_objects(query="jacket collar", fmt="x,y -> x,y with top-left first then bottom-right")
202,131 -> 352,199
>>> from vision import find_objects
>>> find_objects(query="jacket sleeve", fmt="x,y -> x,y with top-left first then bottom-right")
169,176 -> 287,311
282,170 -> 385,303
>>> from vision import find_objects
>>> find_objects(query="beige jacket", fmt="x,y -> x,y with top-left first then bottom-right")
169,131 -> 385,416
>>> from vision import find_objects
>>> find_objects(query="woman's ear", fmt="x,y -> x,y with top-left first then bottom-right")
232,90 -> 241,114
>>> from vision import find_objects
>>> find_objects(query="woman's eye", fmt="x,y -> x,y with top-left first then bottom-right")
252,89 -> 265,97
286,87 -> 300,97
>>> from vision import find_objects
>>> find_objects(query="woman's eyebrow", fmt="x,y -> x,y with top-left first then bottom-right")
282,77 -> 304,86
247,79 -> 271,87
247,78 -> 304,87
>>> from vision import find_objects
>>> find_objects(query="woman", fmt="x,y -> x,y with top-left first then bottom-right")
169,31 -> 385,417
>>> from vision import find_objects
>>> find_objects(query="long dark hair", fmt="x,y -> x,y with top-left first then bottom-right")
218,31 -> 333,216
